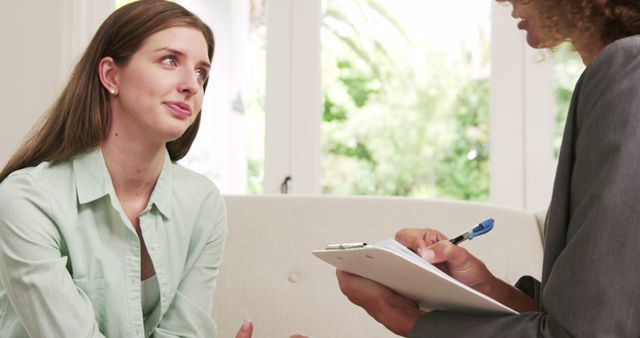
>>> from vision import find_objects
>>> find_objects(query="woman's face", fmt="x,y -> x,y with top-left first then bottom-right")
109,26 -> 210,145
501,0 -> 542,48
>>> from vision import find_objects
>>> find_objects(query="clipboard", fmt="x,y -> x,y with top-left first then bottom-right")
312,239 -> 517,315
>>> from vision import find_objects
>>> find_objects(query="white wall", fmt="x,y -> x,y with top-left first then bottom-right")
0,2 -> 65,167
0,1 -> 112,168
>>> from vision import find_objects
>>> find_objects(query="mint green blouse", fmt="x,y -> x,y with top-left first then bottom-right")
0,148 -> 227,338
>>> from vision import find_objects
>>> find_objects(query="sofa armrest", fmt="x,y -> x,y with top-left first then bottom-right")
533,209 -> 547,241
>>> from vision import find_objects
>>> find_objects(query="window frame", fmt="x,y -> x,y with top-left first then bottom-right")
264,0 -> 555,210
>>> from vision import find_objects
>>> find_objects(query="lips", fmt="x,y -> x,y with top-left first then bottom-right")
164,101 -> 192,119
517,19 -> 528,30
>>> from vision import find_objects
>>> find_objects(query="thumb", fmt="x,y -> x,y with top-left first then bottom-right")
235,319 -> 254,338
420,240 -> 468,266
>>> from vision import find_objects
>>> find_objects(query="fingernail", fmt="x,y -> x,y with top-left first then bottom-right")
417,248 -> 423,256
421,249 -> 435,261
242,319 -> 253,330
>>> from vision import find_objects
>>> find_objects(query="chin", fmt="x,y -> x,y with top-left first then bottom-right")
526,34 -> 542,49
163,120 -> 194,140
162,128 -> 189,143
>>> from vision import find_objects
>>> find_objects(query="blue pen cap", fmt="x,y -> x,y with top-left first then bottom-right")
468,218 -> 494,240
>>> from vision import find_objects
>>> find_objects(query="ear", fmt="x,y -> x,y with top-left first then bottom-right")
98,56 -> 120,95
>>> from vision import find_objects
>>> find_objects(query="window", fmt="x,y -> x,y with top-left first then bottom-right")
169,0 -> 270,194
321,0 -> 491,199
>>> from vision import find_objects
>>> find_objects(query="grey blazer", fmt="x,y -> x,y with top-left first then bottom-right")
410,35 -> 640,337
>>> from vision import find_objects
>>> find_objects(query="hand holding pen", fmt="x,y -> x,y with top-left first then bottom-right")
394,218 -> 496,284
395,218 -> 537,313
395,218 -> 495,258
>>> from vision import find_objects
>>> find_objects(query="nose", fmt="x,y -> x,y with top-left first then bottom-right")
178,69 -> 200,97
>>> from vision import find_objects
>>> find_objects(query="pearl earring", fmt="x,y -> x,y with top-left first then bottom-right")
110,89 -> 116,95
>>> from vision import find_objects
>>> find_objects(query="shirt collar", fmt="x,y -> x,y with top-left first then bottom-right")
73,148 -> 111,205
149,151 -> 173,219
73,147 -> 173,219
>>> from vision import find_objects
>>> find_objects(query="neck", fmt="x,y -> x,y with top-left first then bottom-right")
576,36 -> 606,66
100,134 -> 166,201
579,48 -> 600,65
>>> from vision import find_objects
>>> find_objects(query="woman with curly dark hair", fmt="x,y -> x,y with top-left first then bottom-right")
337,0 -> 640,336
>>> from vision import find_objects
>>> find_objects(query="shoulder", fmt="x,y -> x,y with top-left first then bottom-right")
0,160 -> 74,204
591,35 -> 640,68
0,161 -> 74,235
170,162 -> 224,210
170,162 -> 220,194
169,163 -> 227,239
575,35 -> 640,122
581,35 -> 640,93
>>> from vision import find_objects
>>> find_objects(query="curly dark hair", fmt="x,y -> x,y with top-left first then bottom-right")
528,0 -> 640,51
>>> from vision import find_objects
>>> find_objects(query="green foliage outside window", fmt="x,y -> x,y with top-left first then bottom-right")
552,44 -> 585,158
245,0 -> 581,198
321,0 -> 490,200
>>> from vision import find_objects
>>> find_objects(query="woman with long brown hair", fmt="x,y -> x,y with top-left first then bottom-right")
0,1 -> 226,336
337,0 -> 640,336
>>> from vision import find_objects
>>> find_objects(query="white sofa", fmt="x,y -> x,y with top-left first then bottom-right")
213,195 -> 545,338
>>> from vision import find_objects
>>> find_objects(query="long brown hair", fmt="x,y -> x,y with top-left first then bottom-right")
0,0 -> 214,182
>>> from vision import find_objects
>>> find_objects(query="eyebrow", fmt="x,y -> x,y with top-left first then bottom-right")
154,47 -> 211,69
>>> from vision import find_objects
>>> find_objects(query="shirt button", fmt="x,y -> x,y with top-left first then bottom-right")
130,278 -> 137,285
151,243 -> 159,251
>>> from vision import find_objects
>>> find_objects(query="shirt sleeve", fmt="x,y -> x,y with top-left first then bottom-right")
0,172 -> 106,338
410,36 -> 640,338
153,188 -> 228,338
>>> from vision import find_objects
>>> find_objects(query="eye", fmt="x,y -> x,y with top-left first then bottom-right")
161,55 -> 177,66
196,68 -> 209,82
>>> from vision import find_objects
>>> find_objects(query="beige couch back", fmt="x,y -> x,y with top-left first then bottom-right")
214,195 -> 544,338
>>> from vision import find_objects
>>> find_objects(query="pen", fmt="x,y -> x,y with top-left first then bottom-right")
325,242 -> 367,250
449,218 -> 494,245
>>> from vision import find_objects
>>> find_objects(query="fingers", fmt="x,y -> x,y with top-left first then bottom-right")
236,319 -> 309,338
420,240 -> 469,265
336,269 -> 423,337
395,228 -> 448,255
421,240 -> 493,290
235,319 -> 254,338
336,269 -> 393,308
395,228 -> 493,291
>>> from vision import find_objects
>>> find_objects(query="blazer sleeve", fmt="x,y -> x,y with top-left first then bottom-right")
410,36 -> 640,337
